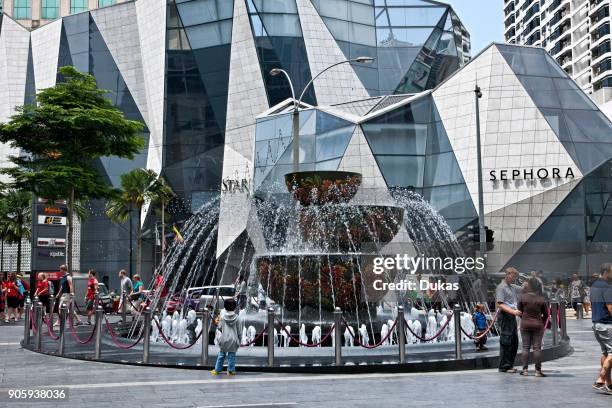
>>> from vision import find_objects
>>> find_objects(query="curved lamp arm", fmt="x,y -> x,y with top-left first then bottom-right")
268,68 -> 297,110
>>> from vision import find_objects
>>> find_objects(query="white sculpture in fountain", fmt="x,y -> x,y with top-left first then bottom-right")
241,327 -> 248,346
439,309 -> 450,342
344,326 -> 354,347
161,315 -> 172,342
247,325 -> 256,347
460,312 -> 474,342
281,325 -> 291,348
151,315 -> 160,343
299,324 -> 308,347
311,325 -> 321,346
381,323 -> 389,346
425,309 -> 437,343
195,318 -> 202,345
387,319 -> 396,345
411,319 -> 422,344
177,318 -> 188,344
358,324 -> 369,345
273,328 -> 279,347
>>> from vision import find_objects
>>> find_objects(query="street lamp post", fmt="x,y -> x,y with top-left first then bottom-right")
270,57 -> 374,172
474,84 -> 487,280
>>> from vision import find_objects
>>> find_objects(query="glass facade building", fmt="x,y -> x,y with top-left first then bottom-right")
4,0 -> 612,286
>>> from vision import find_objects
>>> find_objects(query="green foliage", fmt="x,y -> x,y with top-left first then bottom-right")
0,189 -> 32,244
106,168 -> 159,224
0,65 -> 145,201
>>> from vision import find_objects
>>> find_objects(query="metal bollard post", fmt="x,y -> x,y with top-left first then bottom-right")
453,305 -> 462,360
121,293 -> 127,323
559,302 -> 568,339
267,307 -> 275,367
200,309 -> 210,366
397,306 -> 406,364
23,298 -> 32,346
35,302 -> 43,351
550,302 -> 559,346
58,304 -> 67,356
142,307 -> 151,364
577,302 -> 584,320
94,306 -> 103,359
334,307 -> 342,366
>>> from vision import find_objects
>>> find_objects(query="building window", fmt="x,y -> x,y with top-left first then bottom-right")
99,0 -> 115,7
70,0 -> 88,14
42,0 -> 59,19
13,0 -> 31,19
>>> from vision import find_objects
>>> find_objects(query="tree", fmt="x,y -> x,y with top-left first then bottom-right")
0,66 -> 145,273
0,190 -> 32,274
106,168 -> 162,277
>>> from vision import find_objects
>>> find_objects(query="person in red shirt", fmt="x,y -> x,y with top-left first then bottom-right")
85,269 -> 98,325
34,273 -> 51,315
2,273 -> 20,323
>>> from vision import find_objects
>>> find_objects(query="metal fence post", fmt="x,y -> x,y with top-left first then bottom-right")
334,307 -> 342,366
267,307 -> 274,367
35,301 -> 43,351
94,306 -> 103,359
121,293 -> 127,322
453,305 -> 462,360
397,306 -> 406,364
559,302 -> 567,339
577,302 -> 584,320
550,302 -> 559,346
23,298 -> 32,346
142,307 -> 151,364
200,309 -> 210,366
58,304 -> 67,356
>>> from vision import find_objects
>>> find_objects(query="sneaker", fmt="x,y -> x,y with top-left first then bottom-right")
520,369 -> 529,376
227,371 -> 236,376
210,370 -> 219,376
499,368 -> 518,373
592,382 -> 605,391
535,370 -> 546,377
601,385 -> 612,395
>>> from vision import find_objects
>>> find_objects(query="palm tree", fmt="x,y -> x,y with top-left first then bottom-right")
106,168 -> 158,277
147,176 -> 174,257
0,189 -> 32,274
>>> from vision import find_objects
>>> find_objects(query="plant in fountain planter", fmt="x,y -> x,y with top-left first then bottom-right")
257,256 -> 363,312
284,171 -> 362,206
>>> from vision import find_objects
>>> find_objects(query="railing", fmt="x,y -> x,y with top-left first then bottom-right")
23,299 -> 566,368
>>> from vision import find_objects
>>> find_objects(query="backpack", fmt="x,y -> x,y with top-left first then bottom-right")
16,280 -> 25,299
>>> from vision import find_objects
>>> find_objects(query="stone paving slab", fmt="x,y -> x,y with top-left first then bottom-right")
0,318 -> 610,407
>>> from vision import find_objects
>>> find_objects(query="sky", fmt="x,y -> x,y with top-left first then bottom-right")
444,0 -> 505,55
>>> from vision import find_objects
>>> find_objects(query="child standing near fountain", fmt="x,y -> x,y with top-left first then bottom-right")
472,304 -> 488,351
211,298 -> 244,376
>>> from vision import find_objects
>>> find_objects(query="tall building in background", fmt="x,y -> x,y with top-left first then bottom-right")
504,0 -> 612,117
0,0 -> 127,29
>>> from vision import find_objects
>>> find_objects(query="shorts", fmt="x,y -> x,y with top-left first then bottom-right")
7,296 -> 20,309
593,323 -> 612,355
59,294 -> 72,310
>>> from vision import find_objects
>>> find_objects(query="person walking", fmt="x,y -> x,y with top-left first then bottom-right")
118,269 -> 133,312
496,267 -> 522,373
591,263 -> 612,395
570,274 -> 586,316
34,273 -> 51,315
55,265 -> 80,326
85,270 -> 98,325
15,273 -> 29,320
210,298 -> 244,376
518,277 -> 549,377
2,273 -> 20,323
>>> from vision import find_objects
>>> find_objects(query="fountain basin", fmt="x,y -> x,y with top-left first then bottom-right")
285,171 -> 361,205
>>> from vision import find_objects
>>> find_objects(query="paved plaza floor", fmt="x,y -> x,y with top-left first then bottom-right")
0,317 -> 610,408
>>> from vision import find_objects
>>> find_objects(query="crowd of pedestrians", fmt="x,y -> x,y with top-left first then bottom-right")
495,264 -> 612,395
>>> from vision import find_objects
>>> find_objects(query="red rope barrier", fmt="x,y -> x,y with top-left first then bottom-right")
274,320 -> 336,347
240,327 -> 267,347
153,317 -> 202,349
460,310 -> 500,340
403,312 -> 454,342
67,307 -> 96,344
42,315 -> 60,340
342,319 -> 398,349
103,316 -> 144,349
